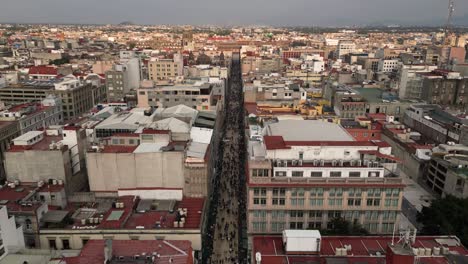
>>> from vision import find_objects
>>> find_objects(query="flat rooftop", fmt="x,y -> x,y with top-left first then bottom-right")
264,120 -> 354,141
253,235 -> 468,264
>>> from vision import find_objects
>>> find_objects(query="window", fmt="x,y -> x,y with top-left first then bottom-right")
62,239 -> 70,249
290,188 -> 305,206
252,169 -> 269,177
328,198 -> 342,206
292,171 -> 304,177
289,222 -> 303,229
329,188 -> 343,197
310,198 -> 324,206
310,171 -> 323,177
272,188 -> 286,205
366,198 -> 381,206
299,152 -> 304,159
308,222 -> 321,229
275,171 -> 286,177
48,239 -> 57,250
51,195 -> 56,201
330,171 -> 342,177
347,198 -> 361,206
271,210 -> 286,219
82,239 -> 89,246
349,171 -> 361,178
290,211 -> 304,218
309,211 -> 322,218
25,219 -> 32,230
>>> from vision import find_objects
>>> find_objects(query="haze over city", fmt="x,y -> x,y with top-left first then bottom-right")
1,0 -> 468,26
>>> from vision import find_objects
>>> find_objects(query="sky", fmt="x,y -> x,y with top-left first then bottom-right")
1,0 -> 468,26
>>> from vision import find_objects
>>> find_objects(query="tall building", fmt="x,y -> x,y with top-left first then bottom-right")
105,58 -> 141,102
148,54 -> 184,83
5,126 -> 88,194
247,120 -> 403,234
335,40 -> 356,59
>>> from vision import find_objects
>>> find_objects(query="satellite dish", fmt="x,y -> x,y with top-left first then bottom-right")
255,252 -> 262,263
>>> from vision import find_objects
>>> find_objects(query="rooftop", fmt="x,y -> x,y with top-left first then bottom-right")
253,235 -> 468,264
61,239 -> 192,264
264,120 -> 354,141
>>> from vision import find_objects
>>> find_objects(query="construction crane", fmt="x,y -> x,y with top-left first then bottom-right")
443,0 -> 455,45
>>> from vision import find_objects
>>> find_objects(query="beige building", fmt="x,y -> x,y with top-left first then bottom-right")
247,120 -> 403,234
5,127 -> 88,194
148,54 -> 184,83
87,130 -> 185,194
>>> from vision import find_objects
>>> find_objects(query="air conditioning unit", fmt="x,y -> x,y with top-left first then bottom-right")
292,160 -> 298,166
332,160 -> 337,166
363,160 -> 369,166
350,160 -> 355,166
298,160 -> 303,166
276,160 -> 282,167
357,160 -> 362,166
283,160 -> 288,167
313,160 -> 319,166
320,160 -> 325,166
339,160 -> 344,166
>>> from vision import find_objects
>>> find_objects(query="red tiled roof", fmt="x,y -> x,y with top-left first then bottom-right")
263,136 -> 288,150
61,239 -> 193,264
124,197 -> 204,230
253,235 -> 468,263
28,65 -> 58,75
100,145 -> 138,153
142,128 -> 170,135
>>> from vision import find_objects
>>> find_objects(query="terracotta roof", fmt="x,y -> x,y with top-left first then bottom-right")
61,239 -> 193,264
28,65 -> 58,75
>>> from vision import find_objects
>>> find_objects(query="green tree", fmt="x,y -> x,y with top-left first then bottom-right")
417,196 -> 468,246
322,217 -> 369,235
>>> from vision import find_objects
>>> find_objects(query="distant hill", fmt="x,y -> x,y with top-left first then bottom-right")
119,21 -> 134,26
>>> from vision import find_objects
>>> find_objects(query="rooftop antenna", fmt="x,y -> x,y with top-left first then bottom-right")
443,0 -> 455,45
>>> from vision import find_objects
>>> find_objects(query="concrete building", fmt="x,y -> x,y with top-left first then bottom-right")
184,65 -> 229,79
148,54 -> 184,83
60,239 -> 193,264
419,70 -> 468,108
335,40 -> 356,59
86,129 -> 185,194
241,56 -> 283,75
137,80 -> 223,111
0,76 -> 96,120
0,95 -> 63,134
5,126 -> 88,194
0,121 -> 19,181
0,206 -> 25,259
105,58 -> 141,102
252,232 -> 468,263
244,82 -> 307,107
247,120 -> 402,235
403,104 -> 468,145
427,144 -> 468,198
378,59 -> 400,73
397,64 -> 438,99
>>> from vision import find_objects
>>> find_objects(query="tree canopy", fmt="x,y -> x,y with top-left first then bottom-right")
417,195 -> 468,247
320,217 -> 369,236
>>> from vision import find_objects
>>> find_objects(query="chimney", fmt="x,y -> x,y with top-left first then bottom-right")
104,239 -> 113,264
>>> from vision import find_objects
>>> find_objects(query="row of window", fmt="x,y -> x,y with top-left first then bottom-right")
253,197 -> 399,207
252,187 -> 400,198
274,170 -> 380,178
254,210 -> 398,220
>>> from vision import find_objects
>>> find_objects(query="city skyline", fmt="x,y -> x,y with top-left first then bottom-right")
1,0 -> 468,26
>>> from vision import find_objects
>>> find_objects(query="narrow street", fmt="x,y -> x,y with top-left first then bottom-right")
203,53 -> 248,263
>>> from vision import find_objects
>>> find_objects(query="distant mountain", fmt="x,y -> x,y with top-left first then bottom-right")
119,21 -> 134,26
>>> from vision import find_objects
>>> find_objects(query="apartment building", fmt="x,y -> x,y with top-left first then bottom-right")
335,40 -> 356,59
0,204 -> 25,258
427,144 -> 468,198
247,120 -> 403,235
4,126 -> 88,194
378,59 -> 400,73
0,121 -> 20,180
397,64 -> 438,99
0,95 -> 63,134
244,82 -> 307,106
148,54 -> 184,82
105,58 -> 141,102
419,70 -> 468,107
0,76 -> 96,120
403,104 -> 468,145
137,81 -> 221,111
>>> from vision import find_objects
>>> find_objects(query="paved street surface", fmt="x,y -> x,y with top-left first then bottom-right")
203,54 -> 248,263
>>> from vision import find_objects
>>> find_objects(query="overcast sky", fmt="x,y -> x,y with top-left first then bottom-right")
1,0 -> 467,26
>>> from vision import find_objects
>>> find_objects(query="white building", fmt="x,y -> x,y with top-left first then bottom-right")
0,206 -> 25,260
336,40 -> 356,59
378,59 -> 400,73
